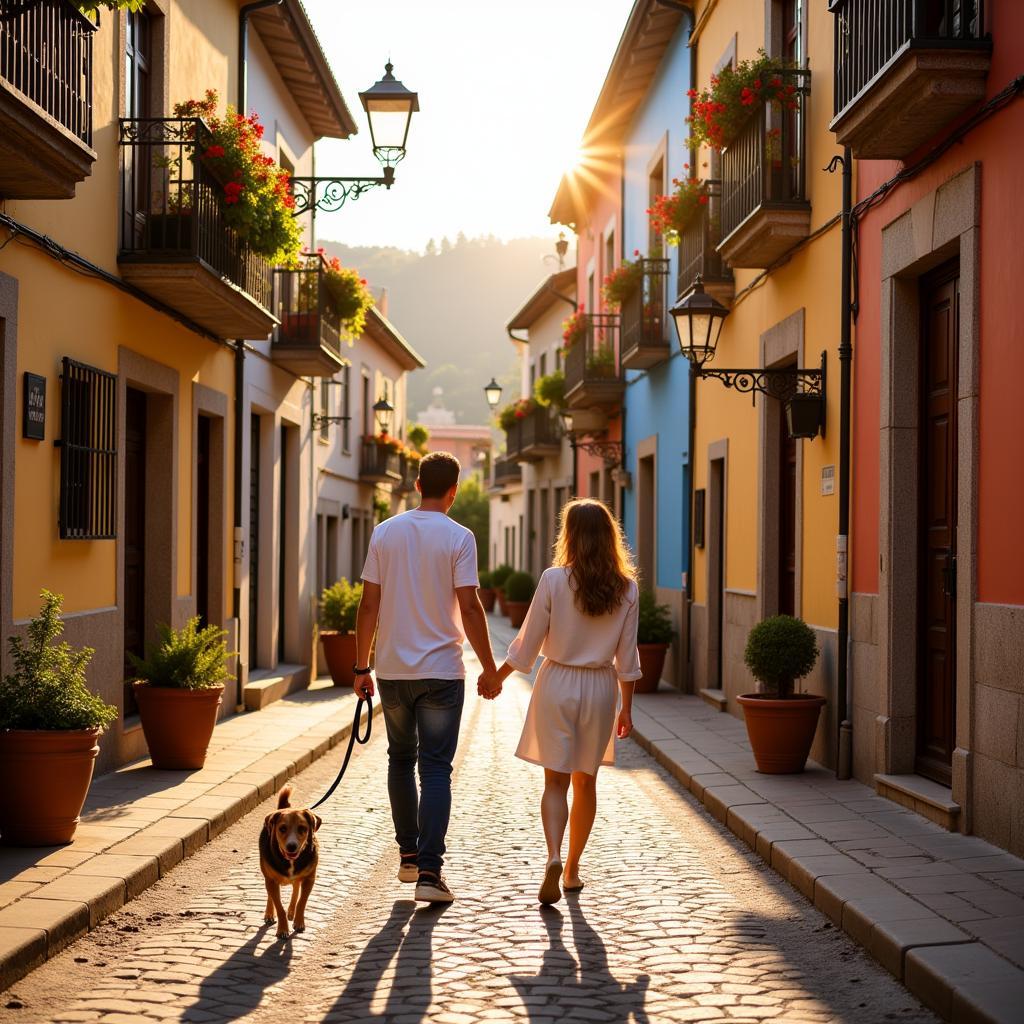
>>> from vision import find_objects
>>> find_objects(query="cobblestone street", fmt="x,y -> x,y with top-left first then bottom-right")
2,664 -> 937,1024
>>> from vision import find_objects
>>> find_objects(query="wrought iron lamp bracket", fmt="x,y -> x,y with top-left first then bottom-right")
696,349 -> 826,407
569,437 -> 623,466
312,413 -> 352,428
289,168 -> 395,216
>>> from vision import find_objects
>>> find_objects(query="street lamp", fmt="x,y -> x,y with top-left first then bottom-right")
672,275 -> 827,440
483,378 -> 503,410
289,62 -> 419,214
373,396 -> 394,434
557,408 -> 622,465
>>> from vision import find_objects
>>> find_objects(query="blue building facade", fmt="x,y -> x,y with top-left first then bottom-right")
620,13 -> 693,687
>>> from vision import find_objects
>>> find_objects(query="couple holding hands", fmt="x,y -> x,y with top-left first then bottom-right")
353,452 -> 642,907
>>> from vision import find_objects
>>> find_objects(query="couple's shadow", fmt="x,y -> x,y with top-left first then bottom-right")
325,896 -> 648,1023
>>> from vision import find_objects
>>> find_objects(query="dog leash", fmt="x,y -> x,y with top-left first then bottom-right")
309,694 -> 373,810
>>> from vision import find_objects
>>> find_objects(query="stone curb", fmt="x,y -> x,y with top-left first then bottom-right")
0,689 -> 381,991
630,717 -> 1024,1023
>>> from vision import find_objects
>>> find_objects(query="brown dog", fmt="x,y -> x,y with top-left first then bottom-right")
260,785 -> 321,938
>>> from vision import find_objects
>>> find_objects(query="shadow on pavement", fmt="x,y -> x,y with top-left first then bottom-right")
511,900 -> 650,1023
321,898 -> 449,1023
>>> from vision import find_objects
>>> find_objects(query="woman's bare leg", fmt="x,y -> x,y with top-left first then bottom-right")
564,771 -> 597,886
541,769 -> 571,862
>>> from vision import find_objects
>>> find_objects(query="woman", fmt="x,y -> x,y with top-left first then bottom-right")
490,498 -> 642,905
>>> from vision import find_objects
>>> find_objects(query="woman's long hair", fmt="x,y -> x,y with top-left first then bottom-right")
552,498 -> 637,617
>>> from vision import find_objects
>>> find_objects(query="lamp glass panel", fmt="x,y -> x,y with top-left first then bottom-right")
366,101 -> 413,150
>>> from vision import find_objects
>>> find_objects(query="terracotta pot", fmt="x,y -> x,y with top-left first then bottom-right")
635,643 -> 669,694
479,588 -> 496,613
0,729 -> 100,845
134,683 -> 224,771
496,589 -> 509,617
737,693 -> 826,774
321,631 -> 357,688
506,600 -> 529,628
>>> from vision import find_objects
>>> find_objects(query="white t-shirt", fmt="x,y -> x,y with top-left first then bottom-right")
361,509 -> 479,680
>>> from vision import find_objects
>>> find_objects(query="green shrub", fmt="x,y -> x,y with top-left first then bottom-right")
743,615 -> 819,698
406,423 -> 429,452
637,591 -> 674,644
478,570 -> 494,589
0,590 -> 117,731
504,571 -> 536,603
490,564 -> 514,591
130,617 -> 232,691
533,370 -> 566,409
320,578 -> 362,633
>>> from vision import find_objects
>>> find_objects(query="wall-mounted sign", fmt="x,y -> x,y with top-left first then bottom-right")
23,373 -> 46,441
821,465 -> 835,496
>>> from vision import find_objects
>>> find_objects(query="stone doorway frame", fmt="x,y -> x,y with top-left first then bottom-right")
876,163 -> 980,828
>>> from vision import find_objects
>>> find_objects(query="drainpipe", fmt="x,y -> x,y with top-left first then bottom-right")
233,0 -> 283,711
687,365 -> 696,691
836,146 -> 853,779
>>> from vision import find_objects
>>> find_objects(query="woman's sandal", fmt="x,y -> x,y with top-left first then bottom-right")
538,860 -> 563,905
563,880 -> 585,893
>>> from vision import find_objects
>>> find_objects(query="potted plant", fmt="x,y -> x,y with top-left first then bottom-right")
130,618 -> 232,771
503,571 -> 535,628
560,307 -> 588,355
635,591 -> 674,694
738,615 -> 823,774
587,344 -> 617,378
478,570 -> 497,613
649,171 -> 709,245
601,252 -> 644,309
533,370 -> 566,410
490,563 -> 514,616
320,578 -> 362,688
0,591 -> 117,845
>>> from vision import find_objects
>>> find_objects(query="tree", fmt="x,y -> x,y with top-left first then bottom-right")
440,235 -> 452,254
449,475 -> 490,570
424,238 -> 437,256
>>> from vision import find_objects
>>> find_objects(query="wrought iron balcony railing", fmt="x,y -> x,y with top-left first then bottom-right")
564,313 -> 623,410
271,255 -> 345,376
721,69 -> 810,241
504,407 -> 560,463
492,456 -> 522,487
117,118 -> 274,337
677,180 -> 733,301
830,0 -> 990,158
360,440 -> 401,483
0,0 -> 94,145
620,259 -> 671,371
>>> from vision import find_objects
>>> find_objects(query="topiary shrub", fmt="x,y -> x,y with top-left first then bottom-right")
637,591 -> 674,645
478,570 -> 494,589
0,590 -> 117,731
743,615 -> 819,698
130,617 -> 233,691
533,370 -> 566,409
504,571 -> 536,603
490,564 -> 514,591
320,578 -> 363,634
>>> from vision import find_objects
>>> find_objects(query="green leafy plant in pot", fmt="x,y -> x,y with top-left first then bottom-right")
635,590 -> 674,694
0,590 -> 116,845
130,618 -> 232,771
477,570 -> 496,613
490,563 -> 514,617
738,615 -> 823,774
503,571 -> 535,628
320,578 -> 363,689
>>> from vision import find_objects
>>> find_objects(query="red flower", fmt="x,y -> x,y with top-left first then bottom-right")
204,144 -> 225,159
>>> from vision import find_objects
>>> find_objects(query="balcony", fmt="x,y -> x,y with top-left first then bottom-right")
718,70 -> 811,269
360,440 -> 401,484
117,118 -> 276,340
492,456 -> 522,489
395,454 -> 419,494
620,259 -> 670,371
677,180 -> 734,305
505,407 -> 560,463
271,257 -> 345,376
564,313 -> 624,412
0,0 -> 97,199
830,0 -> 991,159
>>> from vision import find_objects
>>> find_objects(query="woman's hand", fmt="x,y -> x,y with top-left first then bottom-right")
616,707 -> 633,738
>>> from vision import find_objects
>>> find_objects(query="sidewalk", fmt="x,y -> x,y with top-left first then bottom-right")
0,679 -> 377,990
630,688 -> 1024,1023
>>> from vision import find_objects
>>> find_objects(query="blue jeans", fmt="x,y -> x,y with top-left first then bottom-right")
376,678 -> 464,875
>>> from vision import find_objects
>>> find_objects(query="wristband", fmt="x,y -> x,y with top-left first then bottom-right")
353,665 -> 372,676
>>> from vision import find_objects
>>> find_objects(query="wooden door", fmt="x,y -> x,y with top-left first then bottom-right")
278,425 -> 287,665
196,415 -> 210,626
778,398 -> 797,616
709,459 -> 725,689
917,262 -> 959,785
124,388 -> 147,715
249,415 -> 260,669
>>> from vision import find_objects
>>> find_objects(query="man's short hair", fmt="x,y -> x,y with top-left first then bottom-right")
418,451 -> 461,498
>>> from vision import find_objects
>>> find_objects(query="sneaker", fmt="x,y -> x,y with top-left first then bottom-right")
415,870 -> 455,904
398,855 -> 418,884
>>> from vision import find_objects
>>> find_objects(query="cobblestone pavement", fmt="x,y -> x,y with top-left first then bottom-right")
2,667 -> 937,1024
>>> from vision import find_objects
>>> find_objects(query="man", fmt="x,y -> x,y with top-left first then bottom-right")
354,451 -> 500,904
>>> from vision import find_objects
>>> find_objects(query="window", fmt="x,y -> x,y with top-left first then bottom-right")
589,471 -> 600,497
59,358 -> 117,540
361,372 -> 370,438
604,230 -> 616,282
539,352 -> 547,378
125,9 -> 151,120
318,379 -> 330,443
649,158 -> 665,253
341,365 -> 351,453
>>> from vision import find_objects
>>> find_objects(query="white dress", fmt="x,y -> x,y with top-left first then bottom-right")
508,567 -> 642,775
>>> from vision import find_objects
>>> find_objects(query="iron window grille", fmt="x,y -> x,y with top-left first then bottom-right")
58,357 -> 117,540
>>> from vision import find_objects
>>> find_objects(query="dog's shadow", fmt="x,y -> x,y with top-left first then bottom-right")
188,922 -> 294,1019
321,898 -> 448,1023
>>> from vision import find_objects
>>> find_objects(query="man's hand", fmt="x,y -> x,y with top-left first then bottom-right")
477,668 -> 501,700
353,672 -> 375,700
